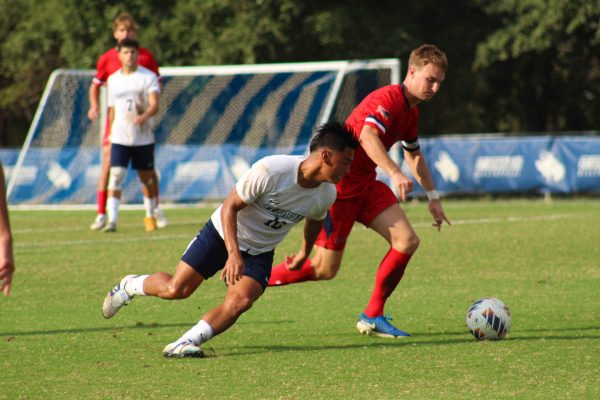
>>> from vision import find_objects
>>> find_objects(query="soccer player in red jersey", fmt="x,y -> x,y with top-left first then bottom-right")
88,12 -> 167,231
268,44 -> 451,338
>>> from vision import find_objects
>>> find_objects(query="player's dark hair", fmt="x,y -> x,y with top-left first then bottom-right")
309,121 -> 359,153
117,38 -> 140,51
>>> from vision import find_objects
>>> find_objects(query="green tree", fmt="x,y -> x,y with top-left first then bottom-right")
472,0 -> 600,132
1,0 -> 598,148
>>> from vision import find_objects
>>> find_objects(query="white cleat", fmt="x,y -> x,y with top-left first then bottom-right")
90,214 -> 106,230
102,275 -> 138,319
154,208 -> 168,229
102,222 -> 117,233
163,338 -> 203,358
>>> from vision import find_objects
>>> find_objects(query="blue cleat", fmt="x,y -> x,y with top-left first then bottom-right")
356,313 -> 411,338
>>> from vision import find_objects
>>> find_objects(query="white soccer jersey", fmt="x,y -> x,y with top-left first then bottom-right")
107,66 -> 160,146
211,155 -> 336,255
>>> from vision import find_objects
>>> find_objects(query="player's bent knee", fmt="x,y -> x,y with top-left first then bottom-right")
392,234 -> 420,254
224,295 -> 254,316
161,282 -> 193,300
107,167 -> 127,191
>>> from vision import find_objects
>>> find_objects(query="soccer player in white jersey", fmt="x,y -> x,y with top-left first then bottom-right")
103,38 -> 161,232
101,122 -> 359,357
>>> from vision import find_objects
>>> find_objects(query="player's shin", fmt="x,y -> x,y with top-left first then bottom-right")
363,248 -> 412,317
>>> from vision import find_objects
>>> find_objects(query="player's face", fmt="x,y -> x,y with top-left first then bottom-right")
113,24 -> 138,42
118,47 -> 138,69
408,63 -> 445,102
325,148 -> 354,183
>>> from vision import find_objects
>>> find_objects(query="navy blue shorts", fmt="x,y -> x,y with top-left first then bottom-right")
181,219 -> 274,291
110,143 -> 155,170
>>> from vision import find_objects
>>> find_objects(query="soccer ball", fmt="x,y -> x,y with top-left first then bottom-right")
466,297 -> 512,340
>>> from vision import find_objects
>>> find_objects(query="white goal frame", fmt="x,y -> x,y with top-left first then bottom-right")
7,59 -> 400,203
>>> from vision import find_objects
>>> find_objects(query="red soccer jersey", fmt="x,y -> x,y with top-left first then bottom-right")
338,84 -> 420,198
93,47 -> 160,86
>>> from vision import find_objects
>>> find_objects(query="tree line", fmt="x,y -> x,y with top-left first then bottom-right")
1,0 -> 598,146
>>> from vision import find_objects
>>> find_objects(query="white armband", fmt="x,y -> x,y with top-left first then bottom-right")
426,190 -> 440,201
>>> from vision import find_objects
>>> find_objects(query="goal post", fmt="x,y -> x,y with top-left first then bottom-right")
7,59 -> 400,205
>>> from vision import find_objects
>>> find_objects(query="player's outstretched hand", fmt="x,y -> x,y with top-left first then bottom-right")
428,199 -> 451,231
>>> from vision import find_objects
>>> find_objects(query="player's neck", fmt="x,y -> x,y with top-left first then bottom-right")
121,65 -> 138,75
297,159 -> 321,189
402,80 -> 421,108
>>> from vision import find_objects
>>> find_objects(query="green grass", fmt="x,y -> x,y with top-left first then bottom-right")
1,199 -> 599,399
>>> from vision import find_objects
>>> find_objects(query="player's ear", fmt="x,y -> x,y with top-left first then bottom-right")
320,149 -> 332,165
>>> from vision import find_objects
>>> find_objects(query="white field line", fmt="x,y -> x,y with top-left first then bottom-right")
15,213 -> 585,249
411,213 -> 580,228
16,233 -> 192,249
12,220 -> 198,235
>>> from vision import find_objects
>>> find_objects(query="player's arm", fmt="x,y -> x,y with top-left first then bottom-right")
0,162 -> 14,296
404,149 -> 451,230
107,106 -> 115,129
88,82 -> 101,121
219,188 -> 248,285
133,91 -> 159,126
359,124 -> 414,201
286,218 -> 324,271
88,55 -> 105,121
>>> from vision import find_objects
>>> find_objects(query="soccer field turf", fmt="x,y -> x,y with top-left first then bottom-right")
1,199 -> 599,399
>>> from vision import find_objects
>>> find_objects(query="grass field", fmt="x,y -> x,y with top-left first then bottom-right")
1,199 -> 599,399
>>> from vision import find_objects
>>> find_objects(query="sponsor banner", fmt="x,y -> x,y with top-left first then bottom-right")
4,144 -> 306,204
554,137 -> 600,192
424,136 -> 600,195
3,136 -> 600,204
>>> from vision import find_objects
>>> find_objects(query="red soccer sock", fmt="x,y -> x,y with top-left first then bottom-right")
363,248 -> 412,318
97,190 -> 108,215
268,258 -> 316,286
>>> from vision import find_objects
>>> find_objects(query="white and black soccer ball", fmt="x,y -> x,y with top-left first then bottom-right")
466,297 -> 512,340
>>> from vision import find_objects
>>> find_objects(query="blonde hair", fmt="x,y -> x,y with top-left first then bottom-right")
112,12 -> 139,33
408,44 -> 448,72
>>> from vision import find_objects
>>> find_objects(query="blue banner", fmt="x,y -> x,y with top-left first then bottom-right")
3,135 -> 600,205
416,136 -> 600,195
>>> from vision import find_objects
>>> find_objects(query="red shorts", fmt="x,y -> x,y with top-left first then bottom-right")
315,180 -> 398,251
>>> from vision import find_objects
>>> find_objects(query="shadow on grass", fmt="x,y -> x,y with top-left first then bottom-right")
218,331 -> 600,357
0,319 -> 294,338
3,322 -> 598,354
415,325 -> 600,337
206,325 -> 600,358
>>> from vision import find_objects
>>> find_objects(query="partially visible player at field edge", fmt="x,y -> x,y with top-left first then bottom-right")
0,162 -> 15,296
101,122 -> 359,357
88,11 -> 167,231
268,44 -> 451,339
102,38 -> 160,232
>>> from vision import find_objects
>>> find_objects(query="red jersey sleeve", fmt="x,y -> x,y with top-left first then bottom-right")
138,48 -> 161,80
93,51 -> 110,86
347,85 -> 420,151
365,95 -> 398,136
363,90 -> 400,136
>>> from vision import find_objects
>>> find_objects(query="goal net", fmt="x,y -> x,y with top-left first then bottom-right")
7,59 -> 399,205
